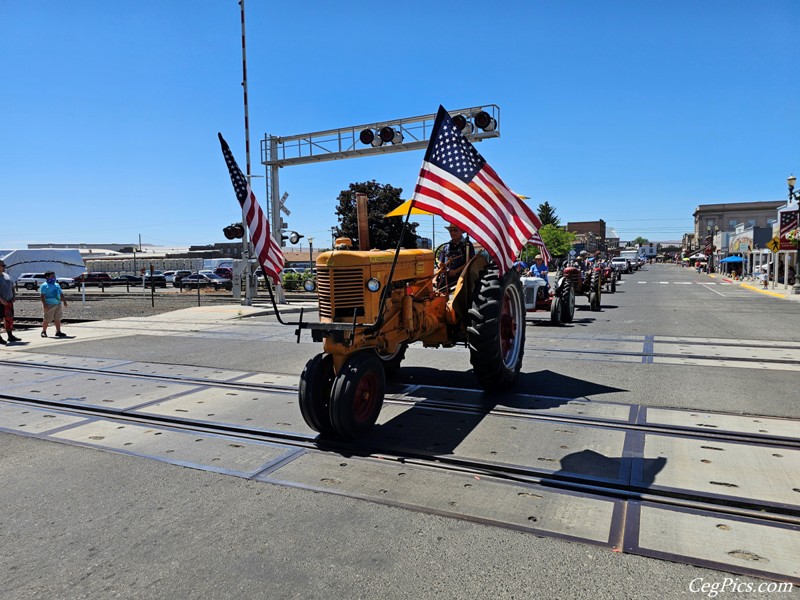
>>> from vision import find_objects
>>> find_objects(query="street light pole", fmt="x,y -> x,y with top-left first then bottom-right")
308,237 -> 314,271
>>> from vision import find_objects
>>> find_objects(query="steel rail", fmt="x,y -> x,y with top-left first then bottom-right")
1,358 -> 798,449
0,380 -> 798,525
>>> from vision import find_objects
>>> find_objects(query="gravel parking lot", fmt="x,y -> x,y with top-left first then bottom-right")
10,288 -> 259,322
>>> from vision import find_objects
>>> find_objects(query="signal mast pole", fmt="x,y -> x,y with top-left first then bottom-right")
238,0 -> 253,305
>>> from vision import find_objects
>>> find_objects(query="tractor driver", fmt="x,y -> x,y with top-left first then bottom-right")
437,223 -> 474,290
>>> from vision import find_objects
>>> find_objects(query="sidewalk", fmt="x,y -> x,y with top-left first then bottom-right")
2,301 -> 319,350
708,273 -> 800,302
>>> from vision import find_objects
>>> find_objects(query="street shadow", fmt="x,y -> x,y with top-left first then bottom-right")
550,449 -> 667,487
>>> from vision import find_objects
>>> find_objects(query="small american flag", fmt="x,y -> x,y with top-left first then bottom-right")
218,133 -> 283,281
527,230 -> 552,264
412,106 -> 543,274
780,209 -> 799,239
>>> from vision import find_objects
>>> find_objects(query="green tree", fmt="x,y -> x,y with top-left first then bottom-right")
519,224 -> 575,263
632,236 -> 650,246
537,201 -> 561,227
334,181 -> 419,250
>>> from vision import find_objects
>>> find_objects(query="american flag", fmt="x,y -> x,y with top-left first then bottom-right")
780,209 -> 799,239
527,230 -> 552,264
218,133 -> 283,281
412,106 -> 543,274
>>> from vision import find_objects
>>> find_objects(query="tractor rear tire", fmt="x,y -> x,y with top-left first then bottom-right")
375,342 -> 408,378
329,352 -> 386,439
558,277 -> 575,323
467,264 -> 525,390
298,353 -> 337,436
550,297 -> 562,325
589,273 -> 602,311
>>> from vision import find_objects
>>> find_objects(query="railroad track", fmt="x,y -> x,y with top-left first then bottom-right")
2,356 -> 799,582
1,356 -> 798,520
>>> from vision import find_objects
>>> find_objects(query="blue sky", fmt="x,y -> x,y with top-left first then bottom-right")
2,0 -> 797,250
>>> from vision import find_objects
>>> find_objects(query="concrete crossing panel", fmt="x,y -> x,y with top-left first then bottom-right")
132,386 -> 314,435
260,451 -> 619,545
50,419 -> 294,476
0,364 -> 68,387
0,352 -> 131,370
0,400 -> 89,434
629,502 -> 800,583
639,433 -> 800,508
104,361 -> 252,382
373,404 -> 630,484
398,386 -> 633,422
3,373 -> 200,411
644,408 -> 800,440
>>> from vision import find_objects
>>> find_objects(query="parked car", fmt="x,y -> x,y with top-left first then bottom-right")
16,273 -> 74,290
73,272 -> 113,287
111,274 -> 145,286
214,267 -> 233,279
143,270 -> 167,288
171,270 -> 192,287
162,270 -> 176,284
179,273 -> 232,291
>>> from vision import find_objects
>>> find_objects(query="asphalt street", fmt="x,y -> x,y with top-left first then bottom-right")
1,263 -> 798,599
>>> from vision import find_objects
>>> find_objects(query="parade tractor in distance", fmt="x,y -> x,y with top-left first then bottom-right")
562,262 -> 603,311
520,273 -> 575,325
295,241 -> 525,439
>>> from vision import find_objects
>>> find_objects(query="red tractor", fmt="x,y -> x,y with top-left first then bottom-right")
562,262 -> 602,311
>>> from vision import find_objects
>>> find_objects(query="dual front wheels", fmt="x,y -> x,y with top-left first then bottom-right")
299,351 -> 386,439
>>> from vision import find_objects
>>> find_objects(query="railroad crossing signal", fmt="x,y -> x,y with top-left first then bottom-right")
279,192 -> 290,216
767,236 -> 780,253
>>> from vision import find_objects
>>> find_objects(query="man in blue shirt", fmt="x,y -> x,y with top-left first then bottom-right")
39,271 -> 68,338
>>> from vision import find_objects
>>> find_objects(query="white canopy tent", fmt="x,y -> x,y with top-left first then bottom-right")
0,249 -> 86,282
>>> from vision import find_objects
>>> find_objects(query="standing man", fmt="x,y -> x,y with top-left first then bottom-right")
437,223 -> 475,290
39,271 -> 68,338
0,259 -> 20,344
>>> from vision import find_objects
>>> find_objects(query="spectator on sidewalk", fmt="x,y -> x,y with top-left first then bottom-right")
760,267 -> 769,289
39,271 -> 68,338
0,259 -> 20,344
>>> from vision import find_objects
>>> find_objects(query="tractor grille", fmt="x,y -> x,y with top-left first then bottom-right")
317,268 -> 365,321
524,286 -> 536,306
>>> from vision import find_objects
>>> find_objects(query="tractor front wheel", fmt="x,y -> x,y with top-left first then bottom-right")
467,265 -> 525,390
329,352 -> 386,439
298,353 -> 336,436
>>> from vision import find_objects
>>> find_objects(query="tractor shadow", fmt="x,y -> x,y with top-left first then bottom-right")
347,369 -> 627,457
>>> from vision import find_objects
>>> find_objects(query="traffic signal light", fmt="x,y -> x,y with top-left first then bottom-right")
280,230 -> 303,247
223,223 -> 245,239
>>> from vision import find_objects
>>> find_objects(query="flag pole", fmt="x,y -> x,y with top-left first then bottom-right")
239,0 -> 253,305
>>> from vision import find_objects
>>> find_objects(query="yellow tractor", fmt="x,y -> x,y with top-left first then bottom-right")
295,240 -> 526,438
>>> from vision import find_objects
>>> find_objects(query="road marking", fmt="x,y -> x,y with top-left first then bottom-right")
637,281 -> 647,284
659,282 -> 669,284
699,284 -> 725,297
673,282 -> 691,285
